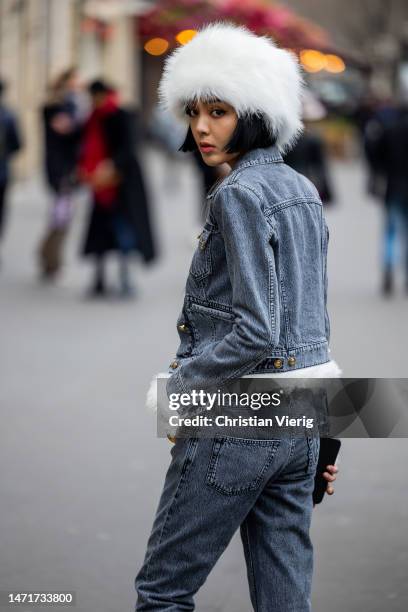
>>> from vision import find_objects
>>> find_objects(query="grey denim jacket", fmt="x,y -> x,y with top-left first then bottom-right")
166,144 -> 331,397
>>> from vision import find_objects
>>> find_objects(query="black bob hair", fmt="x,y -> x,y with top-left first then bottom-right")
179,110 -> 276,154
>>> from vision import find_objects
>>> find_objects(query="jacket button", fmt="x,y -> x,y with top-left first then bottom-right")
288,356 -> 296,366
178,323 -> 189,332
169,360 -> 179,369
273,358 -> 283,369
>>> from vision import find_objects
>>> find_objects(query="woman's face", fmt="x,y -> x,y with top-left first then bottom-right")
187,99 -> 240,167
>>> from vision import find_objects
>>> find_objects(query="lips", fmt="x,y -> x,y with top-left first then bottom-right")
199,143 -> 216,153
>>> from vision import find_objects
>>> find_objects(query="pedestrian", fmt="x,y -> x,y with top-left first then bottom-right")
79,79 -> 156,297
0,77 -> 22,260
364,99 -> 408,295
135,23 -> 340,611
284,90 -> 334,205
38,67 -> 84,279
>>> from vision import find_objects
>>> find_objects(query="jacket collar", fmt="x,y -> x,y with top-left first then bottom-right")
231,144 -> 283,172
206,144 -> 283,200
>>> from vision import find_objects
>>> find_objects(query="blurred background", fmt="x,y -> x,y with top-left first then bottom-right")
1,1 -> 408,611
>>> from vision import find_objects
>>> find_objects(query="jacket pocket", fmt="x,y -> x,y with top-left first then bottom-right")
206,436 -> 281,495
190,224 -> 213,280
189,301 -> 235,322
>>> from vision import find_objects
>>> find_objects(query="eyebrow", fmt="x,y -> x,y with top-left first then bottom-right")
184,97 -> 225,112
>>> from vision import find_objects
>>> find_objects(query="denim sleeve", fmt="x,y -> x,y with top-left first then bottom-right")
166,183 -> 279,397
323,219 -> 331,343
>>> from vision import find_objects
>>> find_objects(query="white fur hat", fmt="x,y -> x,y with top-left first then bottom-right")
158,21 -> 305,153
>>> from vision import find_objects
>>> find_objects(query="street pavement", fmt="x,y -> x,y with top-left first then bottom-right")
1,146 -> 408,611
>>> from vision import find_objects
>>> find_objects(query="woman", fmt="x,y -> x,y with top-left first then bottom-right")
0,77 -> 21,251
79,80 -> 156,297
136,23 -> 340,611
38,67 -> 84,279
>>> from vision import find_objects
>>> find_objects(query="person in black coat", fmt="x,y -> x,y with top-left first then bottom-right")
38,67 -> 84,279
79,80 -> 156,297
284,131 -> 333,205
0,78 -> 22,248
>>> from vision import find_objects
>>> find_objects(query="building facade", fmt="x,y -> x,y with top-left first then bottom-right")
0,0 -> 143,177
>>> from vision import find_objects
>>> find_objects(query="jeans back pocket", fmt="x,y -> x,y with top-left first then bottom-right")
206,436 -> 281,496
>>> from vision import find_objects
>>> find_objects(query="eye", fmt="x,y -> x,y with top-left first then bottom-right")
185,106 -> 198,117
211,108 -> 226,117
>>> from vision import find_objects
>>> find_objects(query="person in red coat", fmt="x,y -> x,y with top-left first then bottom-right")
79,80 -> 156,297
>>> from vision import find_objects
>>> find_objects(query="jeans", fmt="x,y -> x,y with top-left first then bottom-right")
112,212 -> 138,254
383,199 -> 408,276
135,435 -> 320,611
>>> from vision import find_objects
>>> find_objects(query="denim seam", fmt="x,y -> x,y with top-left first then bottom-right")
210,316 -> 217,343
190,233 -> 213,280
206,439 -> 280,496
279,274 -> 290,347
243,519 -> 260,612
186,314 -> 201,348
254,341 -> 328,356
215,182 -> 264,207
287,340 -> 328,352
287,435 -> 296,461
186,294 -> 233,313
188,302 -> 235,322
143,438 -> 198,583
265,198 -> 322,217
177,368 -> 189,394
306,437 -> 319,474
205,438 -> 222,483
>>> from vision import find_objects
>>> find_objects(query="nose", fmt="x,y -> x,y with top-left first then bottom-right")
195,113 -> 210,135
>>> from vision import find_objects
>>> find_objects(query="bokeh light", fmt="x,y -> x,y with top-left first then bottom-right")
175,30 -> 197,45
325,54 -> 346,73
300,49 -> 327,72
144,37 -> 169,56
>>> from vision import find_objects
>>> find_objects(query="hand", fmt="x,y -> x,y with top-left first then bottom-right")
313,464 -> 339,508
91,160 -> 121,189
323,464 -> 338,496
167,434 -> 177,444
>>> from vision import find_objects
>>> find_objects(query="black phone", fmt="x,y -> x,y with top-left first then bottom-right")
313,438 -> 341,505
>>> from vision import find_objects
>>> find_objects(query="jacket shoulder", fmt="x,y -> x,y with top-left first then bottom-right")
231,161 -> 322,210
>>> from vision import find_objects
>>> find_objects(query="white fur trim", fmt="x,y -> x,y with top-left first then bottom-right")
158,22 -> 305,153
146,372 -> 171,413
146,360 -> 342,412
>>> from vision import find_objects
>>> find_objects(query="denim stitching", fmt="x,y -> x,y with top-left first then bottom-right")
265,198 -> 322,217
186,295 -> 234,314
143,438 -> 198,582
189,302 -> 235,322
206,438 -> 280,495
279,275 -> 290,347
242,519 -> 260,612
215,182 -> 264,207
190,231 -> 213,280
